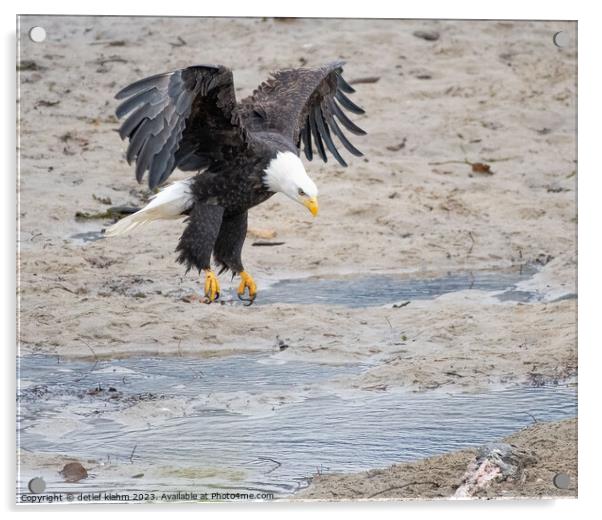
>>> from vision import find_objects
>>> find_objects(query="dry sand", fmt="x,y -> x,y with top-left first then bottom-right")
17,16 -> 577,498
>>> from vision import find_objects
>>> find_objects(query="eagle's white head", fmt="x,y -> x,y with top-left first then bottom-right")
263,151 -> 319,216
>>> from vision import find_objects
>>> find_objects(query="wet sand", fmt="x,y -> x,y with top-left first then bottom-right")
17,16 -> 577,499
298,418 -> 577,500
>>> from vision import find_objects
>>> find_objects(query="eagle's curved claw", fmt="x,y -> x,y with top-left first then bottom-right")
237,271 -> 257,305
203,270 -> 220,303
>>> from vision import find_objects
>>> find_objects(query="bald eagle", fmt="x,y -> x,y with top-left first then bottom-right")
105,61 -> 366,303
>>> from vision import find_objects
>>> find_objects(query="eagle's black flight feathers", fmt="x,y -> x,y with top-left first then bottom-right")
116,61 -> 365,191
114,61 -> 366,279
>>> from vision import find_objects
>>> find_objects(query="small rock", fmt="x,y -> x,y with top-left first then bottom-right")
60,462 -> 88,483
413,30 -> 440,41
534,253 -> 554,266
386,138 -> 407,152
276,336 -> 289,351
181,293 -> 201,303
248,227 -> 277,239
471,162 -> 493,175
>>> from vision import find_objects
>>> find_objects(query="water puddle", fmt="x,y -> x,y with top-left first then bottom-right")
70,230 -> 104,243
18,354 -> 576,498
257,267 -> 540,307
63,223 -> 562,308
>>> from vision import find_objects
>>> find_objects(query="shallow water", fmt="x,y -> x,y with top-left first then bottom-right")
65,230 -> 554,307
18,354 -> 576,498
257,267 -> 539,307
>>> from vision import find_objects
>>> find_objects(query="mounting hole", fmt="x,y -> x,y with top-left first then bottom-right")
553,31 -> 570,48
553,472 -> 571,489
29,26 -> 46,43
28,477 -> 46,493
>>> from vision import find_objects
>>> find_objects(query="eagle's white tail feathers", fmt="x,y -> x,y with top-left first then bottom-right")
104,179 -> 194,237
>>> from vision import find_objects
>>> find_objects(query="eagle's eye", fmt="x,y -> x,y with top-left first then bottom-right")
298,188 -> 306,197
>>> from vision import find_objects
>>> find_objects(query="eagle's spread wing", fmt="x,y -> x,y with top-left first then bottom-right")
240,61 -> 366,167
115,65 -> 246,190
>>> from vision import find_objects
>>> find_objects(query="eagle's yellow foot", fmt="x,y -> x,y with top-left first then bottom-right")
203,270 -> 220,303
238,271 -> 257,305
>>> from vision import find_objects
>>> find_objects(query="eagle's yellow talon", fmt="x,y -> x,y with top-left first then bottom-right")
203,270 -> 220,302
238,271 -> 257,302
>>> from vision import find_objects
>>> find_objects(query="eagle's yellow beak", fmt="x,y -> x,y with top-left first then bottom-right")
303,196 -> 319,217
